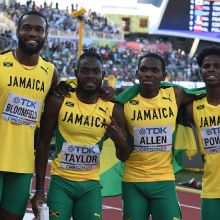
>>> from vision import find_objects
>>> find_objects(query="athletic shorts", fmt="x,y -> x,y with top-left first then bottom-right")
47,175 -> 102,220
0,172 -> 32,215
201,198 -> 220,220
122,181 -> 182,220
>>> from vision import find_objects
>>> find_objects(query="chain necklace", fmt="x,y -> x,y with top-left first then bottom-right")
75,93 -> 99,119
13,50 -> 39,71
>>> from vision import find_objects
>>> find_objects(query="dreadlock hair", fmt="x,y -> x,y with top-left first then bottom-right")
77,47 -> 103,69
197,46 -> 220,68
137,52 -> 166,73
17,10 -> 48,31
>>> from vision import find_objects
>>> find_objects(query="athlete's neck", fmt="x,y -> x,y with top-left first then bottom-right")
14,48 -> 39,66
206,86 -> 220,106
140,85 -> 160,99
75,88 -> 99,104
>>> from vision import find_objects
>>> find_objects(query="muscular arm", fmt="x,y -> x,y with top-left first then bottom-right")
104,103 -> 131,162
35,94 -> 64,191
48,68 -> 60,95
174,86 -> 198,107
185,102 -> 194,125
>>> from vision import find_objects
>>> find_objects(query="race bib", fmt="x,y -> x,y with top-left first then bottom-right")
134,125 -> 172,152
201,126 -> 220,154
60,142 -> 100,171
2,93 -> 40,127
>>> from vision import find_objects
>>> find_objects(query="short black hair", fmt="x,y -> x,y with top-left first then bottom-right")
197,46 -> 220,67
77,47 -> 103,69
137,52 -> 166,73
17,10 -> 48,31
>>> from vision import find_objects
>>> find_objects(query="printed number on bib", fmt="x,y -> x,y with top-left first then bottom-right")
60,142 -> 100,171
134,125 -> 172,152
2,93 -> 40,127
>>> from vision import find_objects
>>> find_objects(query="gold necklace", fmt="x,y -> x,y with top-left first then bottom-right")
13,50 -> 39,71
76,94 -> 99,119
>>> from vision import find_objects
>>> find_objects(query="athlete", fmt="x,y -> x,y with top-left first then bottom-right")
186,46 -> 220,220
0,11 -> 59,220
31,48 -> 129,220
121,52 -> 199,220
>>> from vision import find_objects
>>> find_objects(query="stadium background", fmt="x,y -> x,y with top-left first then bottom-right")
0,0 -> 218,219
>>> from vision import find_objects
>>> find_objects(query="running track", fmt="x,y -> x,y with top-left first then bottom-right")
25,165 -> 201,220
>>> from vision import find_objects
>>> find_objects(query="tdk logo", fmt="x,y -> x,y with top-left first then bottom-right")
13,97 -> 36,108
139,127 -> 167,135
206,127 -> 220,135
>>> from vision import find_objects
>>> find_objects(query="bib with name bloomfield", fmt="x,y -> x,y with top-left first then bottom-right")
0,51 -> 54,173
2,93 -> 40,127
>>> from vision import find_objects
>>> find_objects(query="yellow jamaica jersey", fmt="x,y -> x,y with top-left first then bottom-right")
51,92 -> 115,181
193,97 -> 220,198
0,51 -> 54,173
123,87 -> 178,182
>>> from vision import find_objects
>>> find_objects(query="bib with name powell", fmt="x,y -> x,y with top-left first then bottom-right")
2,93 -> 40,127
60,142 -> 100,171
134,125 -> 172,152
201,126 -> 220,154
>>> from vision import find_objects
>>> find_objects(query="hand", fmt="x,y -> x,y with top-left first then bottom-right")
100,86 -> 116,101
103,116 -> 122,141
31,191 -> 46,217
53,81 -> 75,97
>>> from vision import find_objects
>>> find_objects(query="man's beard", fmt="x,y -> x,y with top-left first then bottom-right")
18,37 -> 45,55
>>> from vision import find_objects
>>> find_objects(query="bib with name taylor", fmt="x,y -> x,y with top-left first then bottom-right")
51,92 -> 114,181
123,87 -> 178,182
0,51 -> 54,173
193,97 -> 220,198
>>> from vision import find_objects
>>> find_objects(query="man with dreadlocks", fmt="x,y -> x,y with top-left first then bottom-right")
31,48 -> 130,220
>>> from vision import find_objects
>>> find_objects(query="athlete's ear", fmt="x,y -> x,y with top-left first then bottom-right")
44,31 -> 48,39
136,70 -> 138,77
16,28 -> 20,38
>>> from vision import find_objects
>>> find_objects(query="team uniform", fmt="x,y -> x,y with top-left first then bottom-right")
48,92 -> 114,220
0,51 -> 54,214
123,87 -> 181,220
193,97 -> 220,220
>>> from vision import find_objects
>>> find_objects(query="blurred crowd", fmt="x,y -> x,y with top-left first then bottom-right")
0,31 -> 201,82
0,0 -> 120,34
0,0 -> 202,83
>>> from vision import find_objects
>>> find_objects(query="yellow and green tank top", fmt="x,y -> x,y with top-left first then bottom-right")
123,87 -> 178,182
193,97 -> 220,198
0,51 -> 54,173
51,92 -> 114,181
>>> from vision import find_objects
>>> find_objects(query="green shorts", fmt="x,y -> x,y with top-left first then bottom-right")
0,171 -> 32,215
201,198 -> 220,220
47,175 -> 102,220
122,181 -> 182,220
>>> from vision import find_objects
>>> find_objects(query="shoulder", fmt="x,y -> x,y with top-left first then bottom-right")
47,92 -> 64,105
0,50 -> 12,62
0,50 -> 12,55
39,56 -> 55,72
